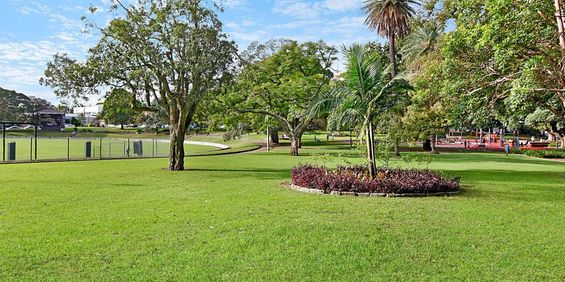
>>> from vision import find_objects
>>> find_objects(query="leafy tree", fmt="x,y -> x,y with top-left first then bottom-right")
433,0 -> 565,146
0,87 -> 55,123
101,89 -> 139,129
315,44 -> 412,178
226,39 -> 336,156
40,0 -> 236,170
0,87 -> 30,122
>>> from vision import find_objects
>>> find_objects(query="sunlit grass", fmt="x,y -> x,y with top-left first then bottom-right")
0,143 -> 563,280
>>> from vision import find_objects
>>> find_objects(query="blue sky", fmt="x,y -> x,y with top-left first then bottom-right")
0,0 -> 384,104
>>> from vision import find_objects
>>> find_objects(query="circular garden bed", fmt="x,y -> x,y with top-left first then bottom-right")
290,165 -> 460,197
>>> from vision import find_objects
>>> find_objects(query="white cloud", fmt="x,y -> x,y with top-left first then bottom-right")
273,0 -> 323,19
222,0 -> 246,7
323,0 -> 361,11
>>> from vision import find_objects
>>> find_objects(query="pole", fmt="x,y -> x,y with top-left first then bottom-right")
99,138 -> 102,159
34,125 -> 37,160
2,123 -> 5,162
153,139 -> 155,157
109,142 -> 112,158
127,138 -> 130,158
30,137 -> 33,161
67,137 -> 70,160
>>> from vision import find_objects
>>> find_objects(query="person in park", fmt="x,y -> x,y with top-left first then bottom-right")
505,143 -> 510,156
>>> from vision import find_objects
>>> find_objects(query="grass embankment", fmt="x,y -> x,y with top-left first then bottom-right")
0,143 -> 564,280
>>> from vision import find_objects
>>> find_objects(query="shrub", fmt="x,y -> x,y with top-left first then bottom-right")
512,149 -> 565,159
291,165 -> 460,194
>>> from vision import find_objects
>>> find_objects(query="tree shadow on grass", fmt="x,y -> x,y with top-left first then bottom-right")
179,167 -> 291,180
431,153 -> 561,166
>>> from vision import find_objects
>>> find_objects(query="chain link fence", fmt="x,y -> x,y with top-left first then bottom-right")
1,137 -> 172,163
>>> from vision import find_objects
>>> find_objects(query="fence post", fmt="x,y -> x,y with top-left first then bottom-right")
99,138 -> 103,159
67,137 -> 70,160
127,138 -> 130,158
2,123 -> 5,162
109,142 -> 112,158
34,125 -> 37,160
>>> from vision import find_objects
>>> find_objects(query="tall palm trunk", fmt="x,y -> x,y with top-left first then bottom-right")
388,34 -> 398,77
388,34 -> 402,156
366,121 -> 377,178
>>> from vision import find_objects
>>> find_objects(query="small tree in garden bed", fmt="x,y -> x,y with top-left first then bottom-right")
291,165 -> 459,194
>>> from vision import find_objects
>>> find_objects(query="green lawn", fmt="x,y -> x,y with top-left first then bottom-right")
0,133 -> 261,161
0,138 -> 220,161
0,143 -> 564,280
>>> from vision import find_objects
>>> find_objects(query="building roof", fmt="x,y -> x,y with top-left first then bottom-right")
38,109 -> 65,115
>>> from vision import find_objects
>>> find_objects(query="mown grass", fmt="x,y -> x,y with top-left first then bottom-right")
0,137 -> 217,161
0,143 -> 564,280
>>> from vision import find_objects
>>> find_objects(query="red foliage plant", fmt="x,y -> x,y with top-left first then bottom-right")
291,165 -> 460,194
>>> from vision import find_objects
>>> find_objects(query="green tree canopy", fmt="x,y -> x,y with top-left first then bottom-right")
225,39 -> 337,156
40,0 -> 237,170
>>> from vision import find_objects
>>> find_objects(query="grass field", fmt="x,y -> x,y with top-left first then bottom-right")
0,141 -> 564,280
0,137 -> 218,161
0,132 -> 261,161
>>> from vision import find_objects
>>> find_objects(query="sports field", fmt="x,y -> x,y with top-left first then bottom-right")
1,138 -> 564,280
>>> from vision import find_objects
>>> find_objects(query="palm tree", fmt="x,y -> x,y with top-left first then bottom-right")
312,44 -> 412,178
363,0 -> 419,77
363,0 -> 418,156
400,24 -> 440,71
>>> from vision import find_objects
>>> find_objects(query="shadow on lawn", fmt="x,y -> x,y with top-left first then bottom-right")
181,167 -> 291,180
432,153 -> 560,166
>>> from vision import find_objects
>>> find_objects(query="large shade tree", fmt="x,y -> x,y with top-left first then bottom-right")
430,0 -> 565,146
226,39 -> 336,156
40,0 -> 236,170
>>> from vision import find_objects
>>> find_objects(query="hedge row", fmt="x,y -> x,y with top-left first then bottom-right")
513,149 -> 565,159
291,165 -> 460,194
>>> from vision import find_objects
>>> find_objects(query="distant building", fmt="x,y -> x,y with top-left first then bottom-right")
38,109 -> 65,131
73,103 -> 104,125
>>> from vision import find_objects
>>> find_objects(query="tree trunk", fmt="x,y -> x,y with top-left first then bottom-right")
120,123 -> 124,130
168,106 -> 190,171
270,129 -> 279,144
290,135 -> 300,156
168,125 -> 187,171
394,138 -> 401,157
388,34 -> 398,77
556,0 -> 565,71
366,122 -> 377,179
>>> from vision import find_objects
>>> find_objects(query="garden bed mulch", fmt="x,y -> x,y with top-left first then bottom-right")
288,184 -> 461,197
